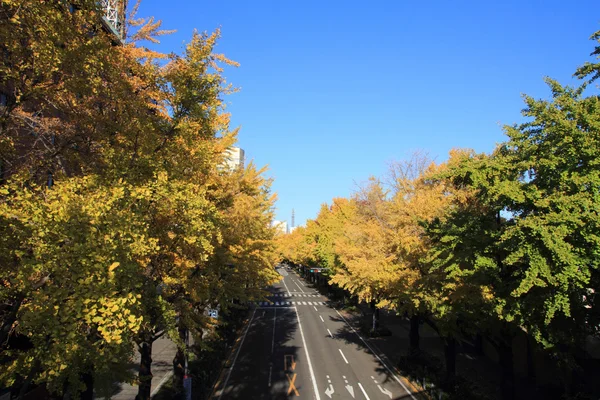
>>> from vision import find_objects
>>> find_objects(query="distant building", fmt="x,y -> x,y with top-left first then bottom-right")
223,147 -> 245,171
100,0 -> 126,42
272,220 -> 288,235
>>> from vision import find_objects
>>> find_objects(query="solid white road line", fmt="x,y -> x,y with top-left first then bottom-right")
338,349 -> 349,364
358,382 -> 370,399
151,370 -> 173,397
327,329 -> 334,338
294,307 -> 321,400
294,281 -> 304,292
319,315 -> 324,322
271,307 -> 276,353
282,276 -> 291,296
218,308 -> 257,400
335,310 -> 416,400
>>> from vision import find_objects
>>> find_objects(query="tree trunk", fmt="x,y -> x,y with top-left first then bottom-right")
409,314 -> 420,353
370,300 -> 380,332
475,333 -> 483,355
80,370 -> 94,400
0,294 -> 24,348
136,340 -> 153,400
498,338 -> 515,400
17,359 -> 40,400
526,336 -> 535,381
444,336 -> 456,383
173,324 -> 186,398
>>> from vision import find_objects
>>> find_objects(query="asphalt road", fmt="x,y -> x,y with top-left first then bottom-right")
213,268 -> 417,400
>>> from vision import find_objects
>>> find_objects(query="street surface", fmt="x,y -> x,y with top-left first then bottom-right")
213,267 -> 417,399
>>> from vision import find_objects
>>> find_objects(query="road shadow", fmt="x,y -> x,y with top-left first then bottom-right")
216,286 -> 304,399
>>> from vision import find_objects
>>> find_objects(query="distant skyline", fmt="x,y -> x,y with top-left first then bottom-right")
136,1 -> 600,226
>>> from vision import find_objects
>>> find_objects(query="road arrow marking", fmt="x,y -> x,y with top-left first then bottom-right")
284,355 -> 296,371
287,373 -> 299,396
378,385 -> 392,398
324,385 -> 334,398
345,384 -> 355,398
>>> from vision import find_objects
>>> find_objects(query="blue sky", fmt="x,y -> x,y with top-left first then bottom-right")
135,0 -> 599,226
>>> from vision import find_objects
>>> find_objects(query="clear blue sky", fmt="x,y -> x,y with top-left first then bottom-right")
135,0 -> 599,226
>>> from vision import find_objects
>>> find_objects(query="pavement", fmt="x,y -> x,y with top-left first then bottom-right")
211,267 -> 424,400
100,336 -> 178,400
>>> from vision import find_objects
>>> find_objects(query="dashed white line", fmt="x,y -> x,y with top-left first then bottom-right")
271,307 -> 276,353
314,306 -> 318,311
327,329 -> 334,338
268,364 -> 273,387
338,349 -> 349,364
358,382 -> 370,399
319,315 -> 324,322
335,309 -> 416,400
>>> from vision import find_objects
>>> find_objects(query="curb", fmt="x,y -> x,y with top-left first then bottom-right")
206,308 -> 254,399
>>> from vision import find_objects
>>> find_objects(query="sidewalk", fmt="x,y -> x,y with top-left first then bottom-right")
101,336 -> 178,400
339,303 -> 555,400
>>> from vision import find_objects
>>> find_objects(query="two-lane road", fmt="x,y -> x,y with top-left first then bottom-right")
212,268 -> 416,399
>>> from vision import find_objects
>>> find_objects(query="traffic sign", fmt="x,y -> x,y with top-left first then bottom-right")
208,309 -> 218,319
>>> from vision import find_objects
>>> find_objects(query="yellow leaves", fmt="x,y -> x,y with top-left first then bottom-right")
108,262 -> 120,272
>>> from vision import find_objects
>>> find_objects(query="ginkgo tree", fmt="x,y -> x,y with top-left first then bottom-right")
1,2 -> 279,399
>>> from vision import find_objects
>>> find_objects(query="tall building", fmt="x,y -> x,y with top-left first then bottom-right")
272,220 -> 288,235
223,147 -> 245,171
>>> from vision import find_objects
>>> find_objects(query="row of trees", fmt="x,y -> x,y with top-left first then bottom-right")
278,30 -> 600,399
0,1 -> 278,399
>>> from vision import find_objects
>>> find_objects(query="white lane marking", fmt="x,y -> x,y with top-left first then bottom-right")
271,307 -> 276,353
345,383 -> 355,397
319,315 -> 324,322
308,301 -> 313,305
151,370 -> 173,397
268,364 -> 273,387
294,281 -> 304,292
327,329 -> 334,338
325,375 -> 335,399
302,301 -> 307,305
335,309 -> 416,400
358,382 -> 370,399
282,276 -> 291,296
378,384 -> 392,398
218,308 -> 257,399
338,348 -> 349,364
314,306 -> 318,311
294,306 -> 321,400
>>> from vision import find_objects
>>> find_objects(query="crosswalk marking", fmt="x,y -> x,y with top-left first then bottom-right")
250,300 -> 326,307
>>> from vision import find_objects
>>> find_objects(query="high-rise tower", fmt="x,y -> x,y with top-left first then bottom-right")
291,209 -> 295,228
